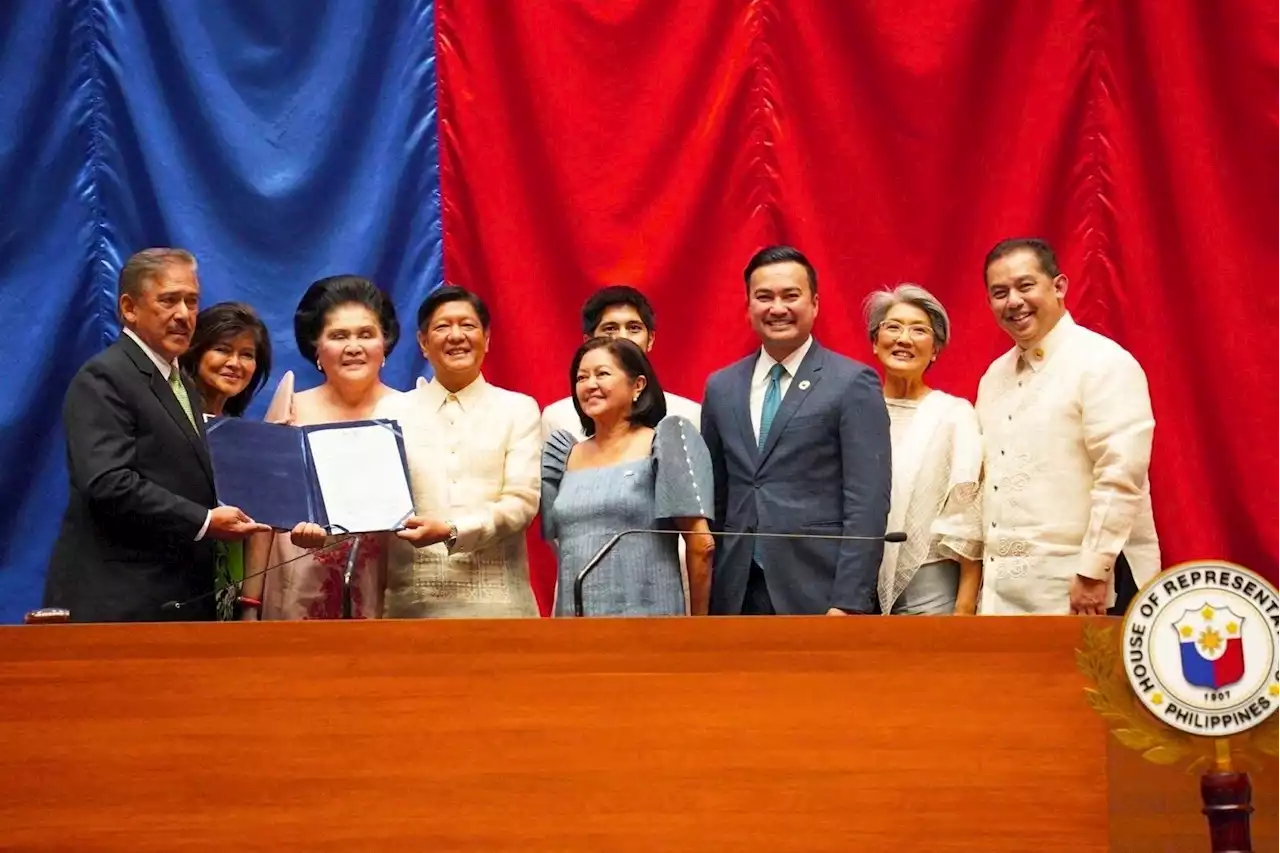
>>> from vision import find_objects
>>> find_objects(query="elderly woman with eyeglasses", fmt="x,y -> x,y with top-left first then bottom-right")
863,284 -> 984,615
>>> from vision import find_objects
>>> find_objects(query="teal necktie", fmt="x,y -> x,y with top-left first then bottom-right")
754,362 -> 786,568
758,363 -> 786,450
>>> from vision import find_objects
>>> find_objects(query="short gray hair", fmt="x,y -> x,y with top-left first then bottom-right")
117,248 -> 197,321
119,244 -> 194,297
862,283 -> 951,352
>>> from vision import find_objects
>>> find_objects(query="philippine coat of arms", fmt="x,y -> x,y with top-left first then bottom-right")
1173,602 -> 1247,692
1078,560 -> 1277,765
1078,560 -> 1278,850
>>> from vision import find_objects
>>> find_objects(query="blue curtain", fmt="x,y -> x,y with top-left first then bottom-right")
0,0 -> 441,623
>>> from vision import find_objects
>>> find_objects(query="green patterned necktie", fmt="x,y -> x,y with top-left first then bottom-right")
168,368 -> 197,429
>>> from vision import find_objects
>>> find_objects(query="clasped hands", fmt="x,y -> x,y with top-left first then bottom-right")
286,516 -> 454,550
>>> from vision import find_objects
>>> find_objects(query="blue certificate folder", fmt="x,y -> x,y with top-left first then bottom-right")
204,417 -> 415,533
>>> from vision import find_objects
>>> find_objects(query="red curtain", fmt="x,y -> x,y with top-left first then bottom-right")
438,0 -> 1279,609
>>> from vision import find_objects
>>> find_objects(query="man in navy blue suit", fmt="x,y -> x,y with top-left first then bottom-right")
701,246 -> 891,615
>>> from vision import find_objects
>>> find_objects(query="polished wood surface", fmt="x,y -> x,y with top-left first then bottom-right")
0,617 -> 1270,851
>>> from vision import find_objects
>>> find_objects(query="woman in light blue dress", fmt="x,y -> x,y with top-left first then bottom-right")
542,338 -> 715,617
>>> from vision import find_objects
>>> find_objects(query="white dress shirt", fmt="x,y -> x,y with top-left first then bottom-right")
975,313 -> 1160,614
540,391 -> 702,442
377,374 -> 541,618
749,336 -> 814,442
122,327 -> 211,541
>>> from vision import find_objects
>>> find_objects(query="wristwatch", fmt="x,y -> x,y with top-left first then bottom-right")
444,521 -> 458,549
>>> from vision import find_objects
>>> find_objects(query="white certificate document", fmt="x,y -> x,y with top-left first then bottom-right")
305,422 -> 414,533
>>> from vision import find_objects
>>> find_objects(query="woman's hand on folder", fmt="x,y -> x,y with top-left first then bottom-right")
208,506 -> 272,541
290,523 -> 329,549
394,516 -> 453,548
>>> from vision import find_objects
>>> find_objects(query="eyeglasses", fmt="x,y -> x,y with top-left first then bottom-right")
878,320 -> 934,341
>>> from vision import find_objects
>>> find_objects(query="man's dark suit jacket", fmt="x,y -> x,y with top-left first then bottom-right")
43,334 -> 218,622
701,340 -> 892,615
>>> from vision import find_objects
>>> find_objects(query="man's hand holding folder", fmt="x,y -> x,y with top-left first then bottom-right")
394,516 -> 455,548
208,506 -> 272,540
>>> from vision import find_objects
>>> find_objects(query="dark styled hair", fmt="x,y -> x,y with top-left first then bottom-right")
417,284 -> 491,332
569,337 -> 666,437
179,302 -> 273,417
293,275 -> 400,365
983,238 -> 1062,281
743,245 -> 818,295
580,285 -> 656,336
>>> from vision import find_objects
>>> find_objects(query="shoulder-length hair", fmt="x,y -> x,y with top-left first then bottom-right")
180,301 -> 272,417
569,337 -> 666,437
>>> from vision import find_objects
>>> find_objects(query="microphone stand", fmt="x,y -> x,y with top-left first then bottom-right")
158,531 -> 357,617
341,535 -> 362,620
37,527 -> 364,623
573,528 -> 907,617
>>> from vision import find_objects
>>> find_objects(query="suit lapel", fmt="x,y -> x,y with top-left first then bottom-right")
758,342 -> 825,468
182,372 -> 215,484
147,370 -> 215,484
730,357 -> 758,463
120,335 -> 216,488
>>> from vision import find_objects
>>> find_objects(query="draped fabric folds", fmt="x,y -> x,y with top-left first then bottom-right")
1,1 -> 1274,621
0,0 -> 441,621
439,0 -> 1278,606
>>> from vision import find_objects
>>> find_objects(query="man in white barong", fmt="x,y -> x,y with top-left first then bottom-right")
378,285 -> 542,618
976,238 -> 1160,615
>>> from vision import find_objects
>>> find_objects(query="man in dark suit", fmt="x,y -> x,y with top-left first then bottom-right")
702,246 -> 892,615
43,248 -> 269,622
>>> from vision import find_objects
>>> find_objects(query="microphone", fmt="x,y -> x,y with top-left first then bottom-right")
573,528 -> 907,617
162,527 -> 357,615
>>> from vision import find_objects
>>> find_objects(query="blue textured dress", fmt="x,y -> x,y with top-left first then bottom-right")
541,416 -> 714,617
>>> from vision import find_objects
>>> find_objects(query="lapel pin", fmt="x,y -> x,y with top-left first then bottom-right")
798,380 -> 811,391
